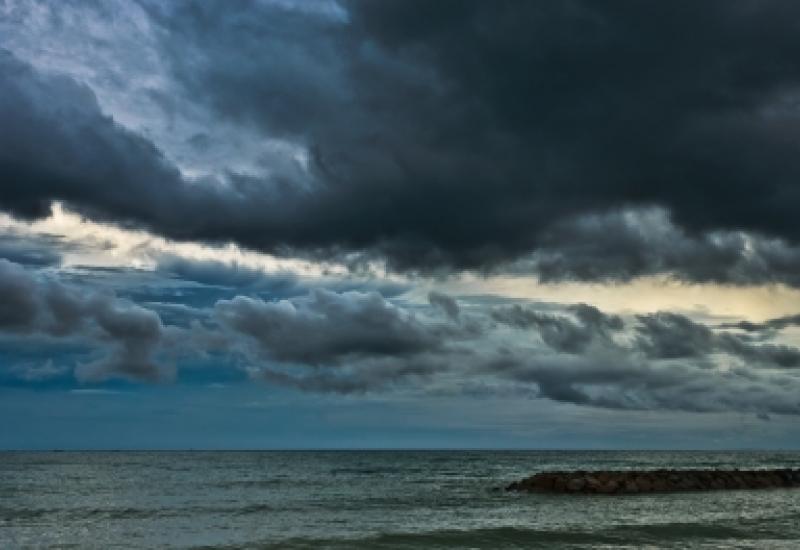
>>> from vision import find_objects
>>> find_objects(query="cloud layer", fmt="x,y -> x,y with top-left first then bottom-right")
3,2 -> 800,281
4,1 -> 800,435
3,256 -> 800,418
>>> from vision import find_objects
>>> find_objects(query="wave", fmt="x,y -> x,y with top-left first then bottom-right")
0,503 -> 279,521
211,479 -> 287,489
191,521 -> 778,550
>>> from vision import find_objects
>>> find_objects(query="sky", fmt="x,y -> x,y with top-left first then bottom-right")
3,0 -> 800,449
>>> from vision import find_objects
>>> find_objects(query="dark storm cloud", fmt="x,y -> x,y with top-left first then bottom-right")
0,258 -> 173,382
145,0 -> 800,271
0,49 -> 185,223
3,3 -> 800,280
518,208 -> 800,286
0,48 -> 301,249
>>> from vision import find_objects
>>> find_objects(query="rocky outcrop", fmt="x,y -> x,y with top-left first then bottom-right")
506,469 -> 800,494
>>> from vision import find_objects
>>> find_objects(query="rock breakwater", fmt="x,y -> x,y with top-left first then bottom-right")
506,469 -> 800,494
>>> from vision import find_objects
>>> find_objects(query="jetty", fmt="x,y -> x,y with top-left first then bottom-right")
506,469 -> 800,494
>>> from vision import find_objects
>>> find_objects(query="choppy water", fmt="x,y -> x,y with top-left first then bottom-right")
3,451 -> 800,548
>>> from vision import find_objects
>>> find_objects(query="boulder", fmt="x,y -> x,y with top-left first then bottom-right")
566,478 -> 586,493
635,476 -> 652,492
597,480 -> 619,494
621,479 -> 639,493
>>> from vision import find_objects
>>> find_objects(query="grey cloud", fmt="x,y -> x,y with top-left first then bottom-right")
428,291 -> 459,320
491,301 -> 800,371
488,352 -> 800,417
635,311 -> 800,369
716,335 -> 800,369
75,300 -> 171,383
156,253 -> 299,293
0,260 -> 39,331
720,313 -> 800,333
213,289 -> 441,365
634,313 -> 716,360
154,253 -> 407,298
0,259 -> 173,382
0,231 -> 69,267
492,303 -> 623,354
490,301 -> 800,381
215,291 -> 800,413
4,253 -> 800,417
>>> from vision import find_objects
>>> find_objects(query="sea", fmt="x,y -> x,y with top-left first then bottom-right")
3,450 -> 800,549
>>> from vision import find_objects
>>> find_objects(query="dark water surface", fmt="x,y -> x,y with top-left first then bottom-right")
3,451 -> 800,548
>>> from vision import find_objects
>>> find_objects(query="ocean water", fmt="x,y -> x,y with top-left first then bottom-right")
3,451 -> 800,549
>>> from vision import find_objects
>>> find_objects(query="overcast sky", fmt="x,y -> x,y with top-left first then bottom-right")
3,0 -> 800,449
